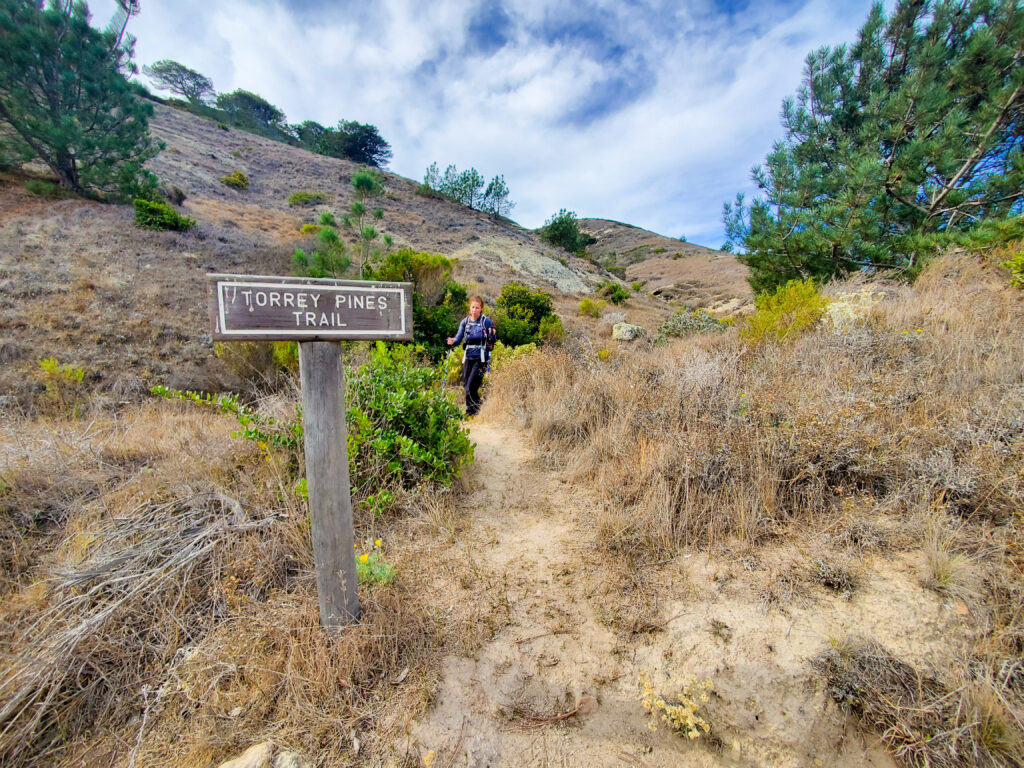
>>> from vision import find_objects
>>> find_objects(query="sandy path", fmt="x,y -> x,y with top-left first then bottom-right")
408,423 -> 724,767
407,422 -> 949,768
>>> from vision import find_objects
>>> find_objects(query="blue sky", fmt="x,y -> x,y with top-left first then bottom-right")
91,0 -> 877,248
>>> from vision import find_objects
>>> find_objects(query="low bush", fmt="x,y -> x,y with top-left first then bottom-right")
741,279 -> 828,344
293,217 -> 350,279
538,314 -> 566,345
24,179 -> 75,199
579,297 -> 606,318
36,357 -> 86,416
364,249 -> 466,360
493,281 -> 559,347
597,280 -> 630,304
655,307 -> 728,340
347,342 -> 472,490
133,198 -> 196,231
1002,248 -> 1024,290
220,170 -> 249,190
414,183 -> 445,199
288,191 -> 327,206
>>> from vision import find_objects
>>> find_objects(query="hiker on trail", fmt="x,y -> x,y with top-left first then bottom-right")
447,295 -> 496,418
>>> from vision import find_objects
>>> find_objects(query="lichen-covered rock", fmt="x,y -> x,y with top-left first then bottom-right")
612,322 -> 647,340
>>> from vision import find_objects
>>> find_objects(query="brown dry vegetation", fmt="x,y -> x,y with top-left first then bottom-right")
0,398 -> 480,767
485,249 -> 1024,767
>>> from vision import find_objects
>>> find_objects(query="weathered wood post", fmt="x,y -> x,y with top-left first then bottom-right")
207,274 -> 413,628
299,340 -> 358,623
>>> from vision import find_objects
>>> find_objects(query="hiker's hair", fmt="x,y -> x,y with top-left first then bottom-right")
469,295 -> 484,308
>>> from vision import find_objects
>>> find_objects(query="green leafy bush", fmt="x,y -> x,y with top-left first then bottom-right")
414,182 -> 445,199
598,280 -> 630,304
364,249 -> 466,360
36,357 -> 86,416
347,342 -> 473,490
655,308 -> 728,341
220,170 -> 249,190
493,281 -> 559,347
293,214 -> 350,279
538,314 -> 566,345
1002,250 -> 1024,290
133,198 -> 196,231
741,279 -> 828,344
579,297 -> 606,318
287,191 -> 326,206
24,180 -> 75,199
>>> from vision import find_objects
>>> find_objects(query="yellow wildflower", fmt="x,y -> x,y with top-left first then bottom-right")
359,553 -> 369,563
375,538 -> 382,547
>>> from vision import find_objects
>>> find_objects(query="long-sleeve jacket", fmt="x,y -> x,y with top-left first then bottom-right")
452,314 -> 496,360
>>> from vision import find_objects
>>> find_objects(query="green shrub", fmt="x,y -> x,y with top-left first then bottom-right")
363,249 -> 465,360
741,279 -> 828,344
293,222 -> 350,279
414,183 -> 445,199
655,308 -> 728,341
220,170 -> 249,190
288,191 -> 327,206
538,314 -> 566,345
216,122 -> 229,131
579,297 -> 606,318
24,179 -> 74,199
631,282 -> 644,291
347,342 -> 473,489
598,280 -> 630,304
1000,247 -> 1024,290
133,198 -> 195,231
36,357 -> 86,416
272,341 -> 299,372
494,281 -> 559,347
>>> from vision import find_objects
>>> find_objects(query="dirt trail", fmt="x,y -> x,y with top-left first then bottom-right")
407,422 -> 947,768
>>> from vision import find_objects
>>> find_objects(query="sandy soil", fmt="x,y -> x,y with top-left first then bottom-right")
404,419 -> 974,768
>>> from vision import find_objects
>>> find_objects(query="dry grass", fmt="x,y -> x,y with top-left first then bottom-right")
813,637 -> 1024,768
0,397 -> 466,767
486,249 -> 1024,766
488,250 -> 1023,556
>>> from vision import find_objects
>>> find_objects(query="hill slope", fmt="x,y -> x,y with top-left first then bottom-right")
0,104 -> 751,401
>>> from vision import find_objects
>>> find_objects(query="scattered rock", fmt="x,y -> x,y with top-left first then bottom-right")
612,322 -> 646,341
215,742 -> 274,768
273,749 -> 309,768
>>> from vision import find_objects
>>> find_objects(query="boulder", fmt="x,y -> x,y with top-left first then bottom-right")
612,322 -> 647,341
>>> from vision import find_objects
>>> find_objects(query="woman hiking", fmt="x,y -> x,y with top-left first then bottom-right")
446,295 -> 496,418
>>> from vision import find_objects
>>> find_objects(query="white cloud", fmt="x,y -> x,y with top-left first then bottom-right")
92,0 -> 877,246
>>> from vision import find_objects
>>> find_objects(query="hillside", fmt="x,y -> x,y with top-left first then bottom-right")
578,218 -> 751,312
0,103 -> 750,403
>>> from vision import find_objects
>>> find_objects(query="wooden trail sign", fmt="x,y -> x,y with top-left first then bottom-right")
207,274 -> 414,627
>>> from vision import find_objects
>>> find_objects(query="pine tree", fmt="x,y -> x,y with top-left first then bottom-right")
724,0 -> 1024,292
0,0 -> 159,198
142,59 -> 214,104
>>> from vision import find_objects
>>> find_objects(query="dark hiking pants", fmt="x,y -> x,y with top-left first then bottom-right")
462,357 -> 485,416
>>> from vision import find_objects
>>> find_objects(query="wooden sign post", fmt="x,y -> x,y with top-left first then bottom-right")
207,274 -> 413,627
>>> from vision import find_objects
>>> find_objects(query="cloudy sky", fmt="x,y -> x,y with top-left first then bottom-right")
90,0 -> 877,248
